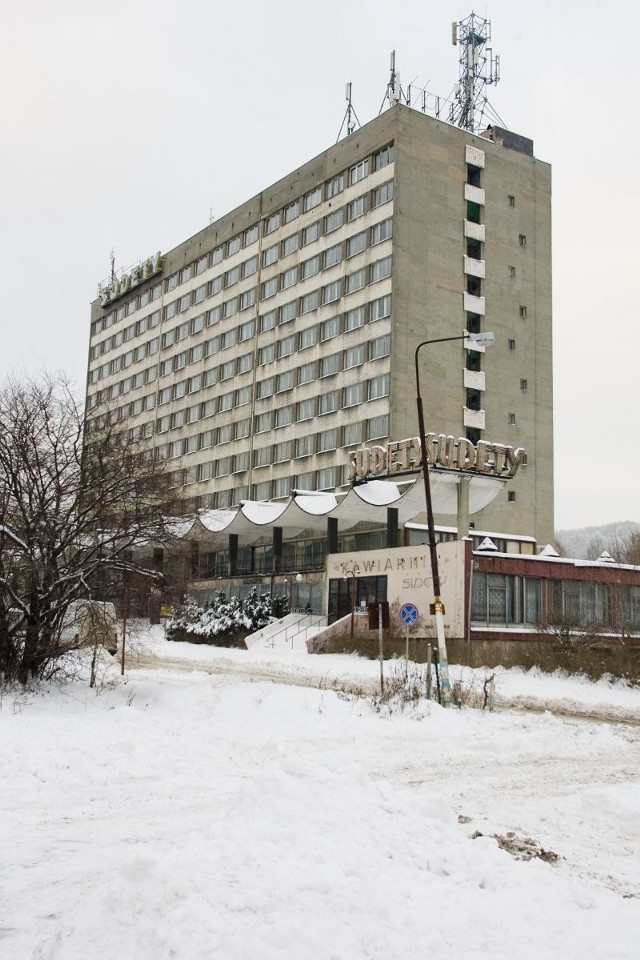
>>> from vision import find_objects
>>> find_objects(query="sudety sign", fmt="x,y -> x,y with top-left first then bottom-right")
347,434 -> 526,481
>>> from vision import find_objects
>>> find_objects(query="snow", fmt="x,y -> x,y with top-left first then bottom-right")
2,628 -> 640,959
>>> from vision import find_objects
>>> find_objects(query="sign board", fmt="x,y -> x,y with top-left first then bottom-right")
400,602 -> 419,625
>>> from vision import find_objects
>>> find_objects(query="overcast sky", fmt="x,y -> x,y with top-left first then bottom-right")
1,0 -> 637,532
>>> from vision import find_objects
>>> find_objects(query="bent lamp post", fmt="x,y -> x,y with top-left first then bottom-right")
414,330 -> 495,707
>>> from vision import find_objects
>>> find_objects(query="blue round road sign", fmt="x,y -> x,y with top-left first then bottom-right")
400,602 -> 419,625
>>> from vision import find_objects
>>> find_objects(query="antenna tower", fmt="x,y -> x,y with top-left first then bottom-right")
336,82 -> 361,141
379,50 -> 411,114
449,13 -> 500,133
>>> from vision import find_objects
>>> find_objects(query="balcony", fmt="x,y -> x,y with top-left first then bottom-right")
464,183 -> 485,206
463,292 -> 485,314
463,407 -> 486,429
464,255 -> 485,279
464,369 -> 486,390
464,220 -> 485,242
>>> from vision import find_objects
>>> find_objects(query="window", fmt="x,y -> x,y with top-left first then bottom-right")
261,276 -> 278,299
283,200 -> 300,224
273,441 -> 292,463
243,256 -> 258,278
220,359 -> 236,381
324,243 -> 342,268
343,422 -> 363,446
508,490 -> 516,502
279,335 -> 296,358
233,417 -> 251,440
372,181 -> 393,207
216,457 -> 232,477
325,208 -> 345,233
508,265 -> 516,278
300,290 -> 319,314
508,412 -> 516,425
238,319 -> 255,342
369,333 -> 391,360
282,233 -> 299,256
188,374 -> 202,393
297,397 -> 315,421
166,273 -> 179,293
301,255 -> 320,279
203,368 -> 218,388
508,339 -> 516,351
298,361 -> 316,384
210,275 -> 223,296
255,411 -> 272,433
259,344 -> 276,365
371,218 -> 393,245
200,429 -> 214,449
233,452 -> 250,473
191,311 -> 205,334
223,297 -> 238,318
244,224 -> 259,246
344,383 -> 365,407
277,370 -> 294,393
508,194 -> 516,207
205,335 -> 220,356
370,294 -> 392,322
325,173 -> 344,199
318,428 -> 337,452
201,398 -> 216,418
346,268 -> 367,294
260,309 -> 277,332
317,467 -> 338,490
236,385 -> 252,406
254,446 -> 272,467
279,300 -> 296,325
368,374 -> 389,399
296,435 -> 314,458
227,235 -> 241,256
520,378 -> 528,392
519,305 -> 527,318
299,325 -> 317,350
225,266 -> 240,287
321,316 -> 340,341
344,344 -> 365,368
350,159 -> 369,184
164,301 -> 178,321
302,222 -> 320,246
281,266 -> 298,289
240,289 -> 256,310
345,306 -> 366,331
273,476 -> 291,499
264,211 -> 280,235
347,232 -> 367,258
263,244 -> 279,267
275,406 -> 293,428
207,304 -> 222,326
371,256 -> 392,282
222,328 -> 237,349
519,234 -> 527,247
374,144 -> 394,170
304,186 -> 322,212
320,354 -> 340,379
212,246 -> 224,266
219,391 -> 233,412
348,195 -> 366,222
322,280 -> 341,305
368,414 -> 389,440
319,391 -> 338,415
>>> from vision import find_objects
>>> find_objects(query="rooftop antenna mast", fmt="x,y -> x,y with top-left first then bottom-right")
337,82 -> 361,141
379,50 -> 409,114
110,248 -> 116,283
449,13 -> 500,133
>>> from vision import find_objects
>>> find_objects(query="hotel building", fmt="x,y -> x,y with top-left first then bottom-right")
86,103 -> 553,545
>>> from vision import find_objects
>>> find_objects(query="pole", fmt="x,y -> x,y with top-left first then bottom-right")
120,582 -> 128,676
378,602 -> 384,694
426,642 -> 432,700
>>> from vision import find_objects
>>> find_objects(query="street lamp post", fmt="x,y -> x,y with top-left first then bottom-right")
285,571 -> 303,611
343,567 -> 359,639
414,329 -> 495,707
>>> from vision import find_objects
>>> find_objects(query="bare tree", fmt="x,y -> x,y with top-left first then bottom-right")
0,374 -> 176,685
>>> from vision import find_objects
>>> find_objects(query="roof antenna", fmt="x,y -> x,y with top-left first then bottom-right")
110,248 -> 116,283
336,81 -> 361,141
379,50 -> 409,114
449,12 -> 500,133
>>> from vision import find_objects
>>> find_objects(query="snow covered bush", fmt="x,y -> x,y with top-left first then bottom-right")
166,589 -> 287,647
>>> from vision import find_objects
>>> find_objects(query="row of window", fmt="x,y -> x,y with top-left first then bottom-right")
86,293 -> 393,401
91,146 -> 394,337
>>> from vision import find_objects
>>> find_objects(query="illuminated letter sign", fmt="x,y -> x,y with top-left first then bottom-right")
98,251 -> 163,306
347,435 -> 525,481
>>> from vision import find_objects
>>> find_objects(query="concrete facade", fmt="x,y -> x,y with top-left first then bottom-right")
86,104 -> 553,543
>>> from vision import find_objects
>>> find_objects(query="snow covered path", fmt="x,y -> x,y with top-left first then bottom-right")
2,639 -> 640,959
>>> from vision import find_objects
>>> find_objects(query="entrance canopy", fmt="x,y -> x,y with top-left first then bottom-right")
179,471 -> 505,549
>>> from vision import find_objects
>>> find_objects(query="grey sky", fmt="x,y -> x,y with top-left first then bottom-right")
1,0 -> 638,530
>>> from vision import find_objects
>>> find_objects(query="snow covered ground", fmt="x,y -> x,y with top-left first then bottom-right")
2,625 -> 640,959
